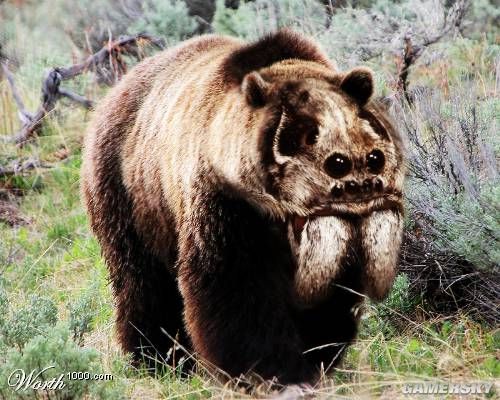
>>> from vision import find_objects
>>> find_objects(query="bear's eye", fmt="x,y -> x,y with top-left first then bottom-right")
366,149 -> 385,174
324,153 -> 352,178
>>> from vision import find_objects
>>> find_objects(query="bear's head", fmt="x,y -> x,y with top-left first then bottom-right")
242,60 -> 404,220
241,60 -> 405,307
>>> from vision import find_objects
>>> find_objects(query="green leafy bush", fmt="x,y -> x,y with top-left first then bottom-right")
402,90 -> 499,271
379,273 -> 419,318
128,0 -> 198,44
2,294 -> 58,350
0,286 -> 124,399
68,282 -> 101,345
398,82 -> 499,322
213,0 -> 325,39
0,325 -> 124,400
361,273 -> 420,337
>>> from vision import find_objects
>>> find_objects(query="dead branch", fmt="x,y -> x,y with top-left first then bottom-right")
397,0 -> 469,103
58,87 -> 94,109
58,33 -> 164,83
0,33 -> 164,146
0,67 -> 70,145
0,63 -> 33,124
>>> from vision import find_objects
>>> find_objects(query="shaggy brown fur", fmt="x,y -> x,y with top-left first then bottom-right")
81,29 -> 405,384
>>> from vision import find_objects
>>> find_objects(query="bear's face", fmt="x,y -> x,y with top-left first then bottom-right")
242,64 -> 405,306
273,81 -> 401,220
244,66 -> 404,226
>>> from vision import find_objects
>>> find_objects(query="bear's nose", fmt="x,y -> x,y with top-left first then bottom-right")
323,153 -> 352,178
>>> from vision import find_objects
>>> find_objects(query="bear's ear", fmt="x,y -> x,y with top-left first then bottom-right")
242,71 -> 270,107
340,67 -> 374,106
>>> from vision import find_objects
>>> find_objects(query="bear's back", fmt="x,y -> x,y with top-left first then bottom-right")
84,34 -> 241,159
82,35 -> 241,261
82,30 -> 333,263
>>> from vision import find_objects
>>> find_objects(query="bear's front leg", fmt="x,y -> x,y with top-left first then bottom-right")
177,190 -> 315,384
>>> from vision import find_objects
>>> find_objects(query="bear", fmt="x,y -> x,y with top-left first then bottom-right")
81,29 -> 405,385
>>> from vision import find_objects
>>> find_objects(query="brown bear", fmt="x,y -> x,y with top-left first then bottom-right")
81,29 -> 405,384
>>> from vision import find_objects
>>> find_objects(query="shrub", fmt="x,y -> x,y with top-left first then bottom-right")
401,88 -> 498,270
0,287 -> 125,399
2,294 -> 58,350
213,0 -> 258,37
68,282 -> 101,345
361,273 -> 421,337
0,325 -> 125,399
55,0 -> 133,52
213,0 -> 325,39
378,273 -> 420,318
396,82 -> 499,323
128,0 -> 198,45
214,0 -> 470,69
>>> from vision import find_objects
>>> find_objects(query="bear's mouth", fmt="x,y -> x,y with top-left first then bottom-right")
289,193 -> 402,243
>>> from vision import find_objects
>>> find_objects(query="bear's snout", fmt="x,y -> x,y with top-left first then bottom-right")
320,144 -> 396,206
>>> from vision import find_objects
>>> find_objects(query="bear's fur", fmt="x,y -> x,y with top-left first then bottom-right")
81,29 -> 405,384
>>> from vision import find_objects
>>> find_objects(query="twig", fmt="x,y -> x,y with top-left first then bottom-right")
58,87 -> 94,109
